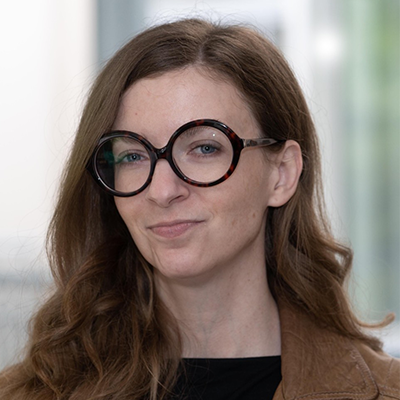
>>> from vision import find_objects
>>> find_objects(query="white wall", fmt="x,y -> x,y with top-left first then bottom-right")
0,0 -> 96,277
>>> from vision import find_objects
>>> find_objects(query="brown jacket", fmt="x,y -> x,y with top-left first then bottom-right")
274,304 -> 400,400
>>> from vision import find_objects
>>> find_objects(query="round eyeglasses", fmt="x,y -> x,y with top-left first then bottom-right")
87,119 -> 284,197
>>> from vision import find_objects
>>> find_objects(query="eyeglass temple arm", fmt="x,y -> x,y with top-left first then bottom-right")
242,138 -> 281,148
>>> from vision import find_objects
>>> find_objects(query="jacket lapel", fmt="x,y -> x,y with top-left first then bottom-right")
274,302 -> 379,400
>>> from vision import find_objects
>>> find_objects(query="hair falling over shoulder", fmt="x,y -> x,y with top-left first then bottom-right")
0,18 -> 393,400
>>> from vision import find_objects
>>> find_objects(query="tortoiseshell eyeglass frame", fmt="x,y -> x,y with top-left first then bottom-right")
87,119 -> 285,197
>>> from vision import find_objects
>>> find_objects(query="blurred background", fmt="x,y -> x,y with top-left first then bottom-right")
0,0 -> 399,367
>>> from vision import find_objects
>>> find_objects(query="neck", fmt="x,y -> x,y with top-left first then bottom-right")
154,260 -> 281,359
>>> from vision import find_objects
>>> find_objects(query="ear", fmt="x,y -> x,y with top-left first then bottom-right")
267,140 -> 303,207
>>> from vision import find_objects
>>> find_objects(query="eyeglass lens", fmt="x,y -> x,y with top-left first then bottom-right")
95,125 -> 234,194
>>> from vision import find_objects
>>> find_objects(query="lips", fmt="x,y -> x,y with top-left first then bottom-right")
148,220 -> 203,239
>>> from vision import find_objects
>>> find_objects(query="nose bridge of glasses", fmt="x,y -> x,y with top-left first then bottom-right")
155,145 -> 169,159
152,143 -> 178,176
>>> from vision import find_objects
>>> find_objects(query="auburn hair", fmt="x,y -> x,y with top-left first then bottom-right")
0,18 -> 390,400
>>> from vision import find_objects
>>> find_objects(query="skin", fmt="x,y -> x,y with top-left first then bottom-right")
113,67 -> 302,358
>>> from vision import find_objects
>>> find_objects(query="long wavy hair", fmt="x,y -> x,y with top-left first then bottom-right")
0,18 -> 390,400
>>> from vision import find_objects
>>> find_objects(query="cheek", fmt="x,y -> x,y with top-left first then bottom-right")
114,197 -> 126,222
224,164 -> 271,210
114,197 -> 140,233
213,177 -> 269,231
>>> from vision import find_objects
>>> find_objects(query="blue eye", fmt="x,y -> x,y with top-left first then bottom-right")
189,142 -> 221,157
115,152 -> 149,166
122,153 -> 142,162
198,144 -> 217,154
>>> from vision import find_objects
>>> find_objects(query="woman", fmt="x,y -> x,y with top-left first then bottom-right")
0,18 -> 398,400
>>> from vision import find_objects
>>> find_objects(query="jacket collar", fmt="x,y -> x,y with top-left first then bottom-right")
276,302 -> 379,400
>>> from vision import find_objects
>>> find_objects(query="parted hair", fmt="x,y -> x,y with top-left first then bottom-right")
0,18 -> 389,400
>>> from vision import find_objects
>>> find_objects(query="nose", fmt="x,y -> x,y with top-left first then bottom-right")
145,159 -> 190,207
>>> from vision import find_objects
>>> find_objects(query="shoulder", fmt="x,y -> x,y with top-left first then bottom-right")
278,303 -> 400,400
355,342 -> 400,399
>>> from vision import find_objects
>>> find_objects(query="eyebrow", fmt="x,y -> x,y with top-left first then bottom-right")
113,136 -> 143,146
179,125 -> 219,137
112,136 -> 141,145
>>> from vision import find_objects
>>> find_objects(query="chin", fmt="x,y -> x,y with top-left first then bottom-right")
152,258 -> 214,286
154,263 -> 204,281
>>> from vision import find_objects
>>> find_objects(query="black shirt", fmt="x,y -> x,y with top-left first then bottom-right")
172,356 -> 281,400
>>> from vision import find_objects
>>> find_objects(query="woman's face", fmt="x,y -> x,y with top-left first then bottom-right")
113,67 -> 279,285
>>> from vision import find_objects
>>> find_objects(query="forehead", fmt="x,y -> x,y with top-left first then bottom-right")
113,67 -> 260,145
